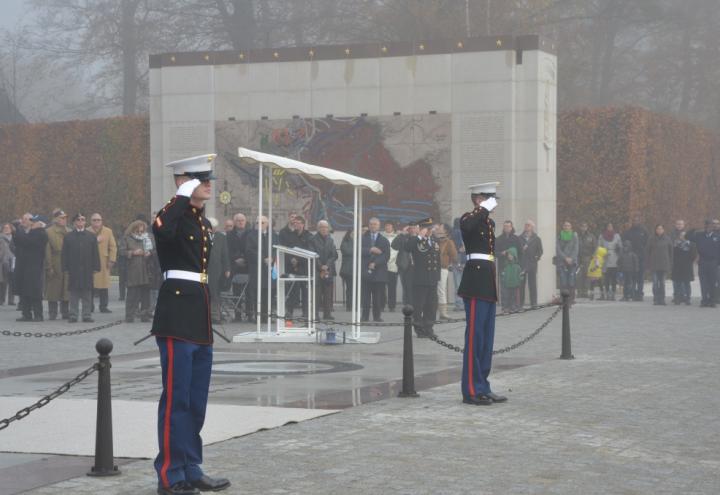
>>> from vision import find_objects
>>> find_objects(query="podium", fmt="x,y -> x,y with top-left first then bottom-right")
275,245 -> 318,336
233,245 -> 321,343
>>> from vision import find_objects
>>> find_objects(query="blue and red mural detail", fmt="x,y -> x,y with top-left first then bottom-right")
221,117 -> 443,229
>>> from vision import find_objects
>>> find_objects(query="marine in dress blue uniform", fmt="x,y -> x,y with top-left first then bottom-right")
151,154 -> 230,495
458,183 -> 508,406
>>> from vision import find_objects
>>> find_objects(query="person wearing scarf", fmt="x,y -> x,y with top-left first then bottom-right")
121,220 -> 152,323
598,222 -> 622,300
556,221 -> 579,302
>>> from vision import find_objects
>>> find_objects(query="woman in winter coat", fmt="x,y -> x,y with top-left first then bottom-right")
645,224 -> 673,305
121,220 -> 152,322
671,231 -> 695,305
598,222 -> 623,300
339,230 -> 354,311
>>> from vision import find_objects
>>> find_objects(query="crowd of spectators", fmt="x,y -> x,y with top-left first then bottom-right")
2,208 -> 717,328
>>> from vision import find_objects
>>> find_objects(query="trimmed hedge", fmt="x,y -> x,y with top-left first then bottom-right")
0,117 -> 148,230
558,107 -> 720,230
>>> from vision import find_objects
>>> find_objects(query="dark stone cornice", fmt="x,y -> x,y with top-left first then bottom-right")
149,35 -> 554,69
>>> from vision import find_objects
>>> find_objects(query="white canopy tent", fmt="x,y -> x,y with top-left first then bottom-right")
232,147 -> 384,344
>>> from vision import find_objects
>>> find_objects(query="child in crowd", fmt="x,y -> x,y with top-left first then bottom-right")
617,240 -> 639,301
587,245 -> 607,300
501,246 -> 523,312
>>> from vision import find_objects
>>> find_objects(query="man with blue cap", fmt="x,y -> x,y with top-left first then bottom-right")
150,154 -> 230,495
457,182 -> 508,406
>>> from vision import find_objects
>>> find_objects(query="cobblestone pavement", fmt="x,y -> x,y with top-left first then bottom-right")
15,297 -> 720,495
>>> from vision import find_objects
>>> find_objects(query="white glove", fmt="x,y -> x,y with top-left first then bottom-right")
176,178 -> 201,198
479,197 -> 498,212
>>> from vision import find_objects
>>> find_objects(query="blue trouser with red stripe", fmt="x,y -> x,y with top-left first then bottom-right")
154,337 -> 213,488
461,298 -> 496,398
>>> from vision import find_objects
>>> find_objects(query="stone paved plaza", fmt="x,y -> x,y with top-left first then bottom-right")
1,283 -> 719,494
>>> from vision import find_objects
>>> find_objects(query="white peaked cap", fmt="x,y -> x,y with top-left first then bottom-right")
468,182 -> 500,196
166,153 -> 217,176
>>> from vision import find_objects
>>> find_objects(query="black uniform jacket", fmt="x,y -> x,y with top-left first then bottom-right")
404,236 -> 440,286
457,206 -> 498,302
151,195 -> 214,344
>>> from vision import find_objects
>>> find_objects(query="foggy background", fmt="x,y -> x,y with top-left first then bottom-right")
1,0 -> 719,130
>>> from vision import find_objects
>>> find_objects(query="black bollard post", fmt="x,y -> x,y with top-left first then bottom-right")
398,306 -> 419,398
88,338 -> 121,477
560,290 -> 574,360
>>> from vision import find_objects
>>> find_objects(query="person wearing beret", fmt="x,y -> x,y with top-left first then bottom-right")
457,182 -> 508,406
44,209 -> 70,320
150,154 -> 230,495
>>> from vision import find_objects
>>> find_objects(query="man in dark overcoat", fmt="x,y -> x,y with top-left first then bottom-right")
14,213 -> 48,321
62,213 -> 100,323
361,217 -> 390,322
311,219 -> 338,320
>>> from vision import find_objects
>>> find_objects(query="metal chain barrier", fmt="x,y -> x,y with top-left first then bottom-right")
267,302 -> 559,328
0,319 -> 123,339
0,363 -> 99,431
428,304 -> 562,355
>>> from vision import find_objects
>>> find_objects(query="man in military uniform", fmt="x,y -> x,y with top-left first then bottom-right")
403,218 -> 440,338
45,209 -> 70,320
151,154 -> 230,495
457,183 -> 507,406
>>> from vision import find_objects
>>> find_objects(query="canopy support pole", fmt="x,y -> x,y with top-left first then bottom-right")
267,168 -> 273,335
256,164 -> 263,336
353,188 -> 364,341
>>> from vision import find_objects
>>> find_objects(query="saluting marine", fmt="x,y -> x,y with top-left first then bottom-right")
404,217 -> 441,338
151,154 -> 230,495
457,182 -> 508,406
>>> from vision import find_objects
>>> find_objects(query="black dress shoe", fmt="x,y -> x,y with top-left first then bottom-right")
486,392 -> 508,403
463,395 -> 492,406
100,308 -> 112,313
82,317 -> 95,323
68,318 -> 78,323
158,481 -> 200,495
189,475 -> 231,492
16,317 -> 33,322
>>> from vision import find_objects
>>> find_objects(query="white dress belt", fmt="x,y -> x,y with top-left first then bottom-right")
164,270 -> 208,284
468,253 -> 496,261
